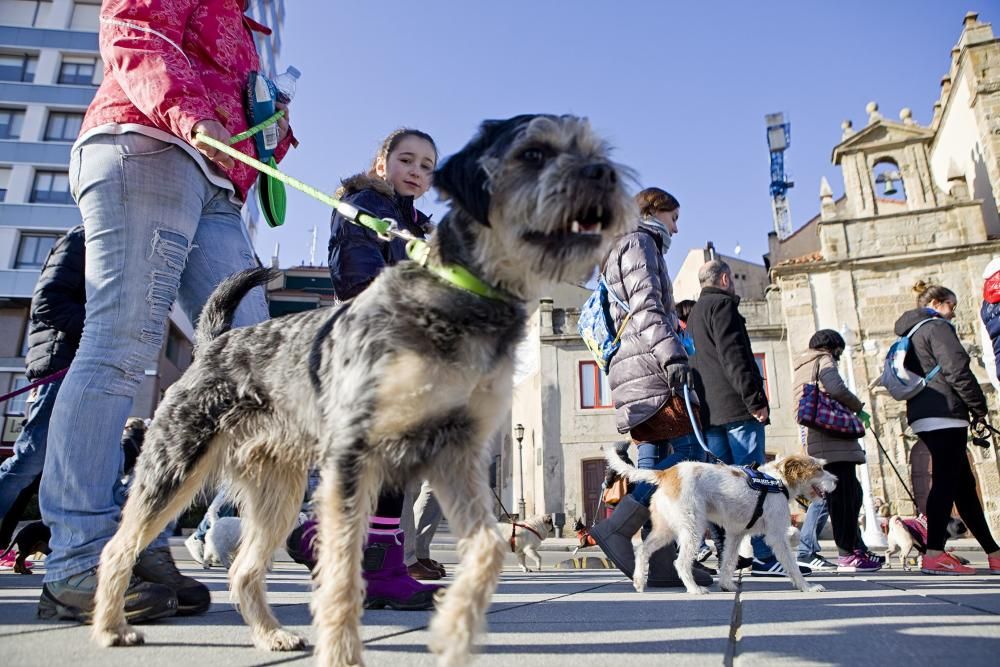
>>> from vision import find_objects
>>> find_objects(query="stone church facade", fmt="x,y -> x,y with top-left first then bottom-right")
504,12 -> 1000,532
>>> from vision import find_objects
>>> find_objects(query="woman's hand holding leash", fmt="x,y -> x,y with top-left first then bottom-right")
191,120 -> 235,169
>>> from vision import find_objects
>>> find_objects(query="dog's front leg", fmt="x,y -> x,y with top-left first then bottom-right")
427,454 -> 506,667
516,549 -> 528,573
764,526 -> 825,593
526,546 -> 542,572
311,457 -> 374,667
717,530 -> 744,593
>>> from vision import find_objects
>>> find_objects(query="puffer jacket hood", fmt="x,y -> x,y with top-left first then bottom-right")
335,173 -> 396,201
892,307 -> 987,424
604,226 -> 688,433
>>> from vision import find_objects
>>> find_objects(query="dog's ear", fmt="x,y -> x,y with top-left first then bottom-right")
434,115 -> 541,227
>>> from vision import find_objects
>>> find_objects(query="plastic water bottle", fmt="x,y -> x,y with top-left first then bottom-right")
274,66 -> 300,104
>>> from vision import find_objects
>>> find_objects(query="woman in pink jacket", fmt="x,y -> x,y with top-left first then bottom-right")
38,0 -> 294,624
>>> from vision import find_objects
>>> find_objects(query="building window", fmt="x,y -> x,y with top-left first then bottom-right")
30,170 -> 72,204
5,376 -> 30,416
754,353 -> 769,399
0,108 -> 25,140
58,57 -> 98,86
580,361 -> 613,409
44,111 -> 83,142
0,167 -> 11,202
69,0 -> 100,31
15,233 -> 57,269
0,53 -> 38,83
0,0 -> 52,27
165,330 -> 182,366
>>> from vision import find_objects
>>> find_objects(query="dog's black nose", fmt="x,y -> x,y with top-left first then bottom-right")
581,163 -> 616,184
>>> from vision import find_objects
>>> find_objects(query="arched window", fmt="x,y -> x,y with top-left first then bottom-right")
872,159 -> 906,201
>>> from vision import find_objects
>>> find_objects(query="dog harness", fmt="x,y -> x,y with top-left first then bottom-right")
898,515 -> 929,553
742,466 -> 789,529
509,522 -> 544,552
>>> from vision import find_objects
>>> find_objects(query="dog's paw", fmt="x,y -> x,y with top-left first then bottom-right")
93,625 -> 144,647
687,586 -> 710,596
718,580 -> 738,593
255,628 -> 308,652
632,578 -> 645,594
804,583 -> 826,593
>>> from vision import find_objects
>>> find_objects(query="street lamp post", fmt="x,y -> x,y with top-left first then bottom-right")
841,326 -> 889,549
514,423 -> 526,519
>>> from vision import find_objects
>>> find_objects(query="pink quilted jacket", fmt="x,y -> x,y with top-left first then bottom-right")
81,0 -> 293,199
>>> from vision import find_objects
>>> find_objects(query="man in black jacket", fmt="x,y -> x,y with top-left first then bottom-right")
689,259 -> 809,578
0,226 -> 85,534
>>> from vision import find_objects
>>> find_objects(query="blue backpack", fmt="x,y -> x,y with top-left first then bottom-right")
879,317 -> 945,400
578,275 -> 631,373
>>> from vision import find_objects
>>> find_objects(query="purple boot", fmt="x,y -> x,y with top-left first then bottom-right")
286,521 -> 439,610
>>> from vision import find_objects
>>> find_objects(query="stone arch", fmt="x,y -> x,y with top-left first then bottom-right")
872,157 -> 906,202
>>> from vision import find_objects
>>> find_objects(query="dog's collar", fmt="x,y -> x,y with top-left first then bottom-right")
406,239 -> 514,303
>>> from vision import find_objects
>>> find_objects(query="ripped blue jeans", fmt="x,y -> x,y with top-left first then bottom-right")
40,133 -> 268,581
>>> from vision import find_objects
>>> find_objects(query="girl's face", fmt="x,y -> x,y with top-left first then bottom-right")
375,135 -> 436,198
930,297 -> 957,321
652,207 -> 680,235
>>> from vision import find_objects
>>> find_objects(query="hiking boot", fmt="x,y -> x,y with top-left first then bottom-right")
37,567 -> 177,623
407,560 -> 442,581
646,543 -> 713,588
921,551 -> 975,575
419,557 -> 446,577
837,549 -> 883,573
184,534 -> 206,566
798,554 -> 837,572
590,495 -> 649,578
751,556 -> 812,577
363,531 -> 440,611
133,547 -> 211,615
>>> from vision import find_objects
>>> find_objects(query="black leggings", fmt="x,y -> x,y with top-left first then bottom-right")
920,428 -> 1000,553
372,490 -> 404,530
825,461 -> 862,556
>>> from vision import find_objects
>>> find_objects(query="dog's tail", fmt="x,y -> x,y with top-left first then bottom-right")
604,447 -> 660,486
195,268 -> 278,353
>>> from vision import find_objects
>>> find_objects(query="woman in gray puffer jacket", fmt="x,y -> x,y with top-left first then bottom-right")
791,330 -> 880,572
591,188 -> 710,590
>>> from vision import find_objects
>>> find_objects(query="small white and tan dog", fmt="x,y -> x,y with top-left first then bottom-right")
606,450 -> 836,595
500,514 -> 553,572
885,514 -> 968,570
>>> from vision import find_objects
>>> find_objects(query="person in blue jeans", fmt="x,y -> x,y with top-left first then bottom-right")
687,259 -> 811,578
0,225 -> 85,547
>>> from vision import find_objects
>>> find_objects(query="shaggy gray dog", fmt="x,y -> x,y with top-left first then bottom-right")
90,114 -> 632,666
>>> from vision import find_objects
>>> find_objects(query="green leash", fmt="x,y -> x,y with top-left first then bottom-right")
196,132 -> 512,303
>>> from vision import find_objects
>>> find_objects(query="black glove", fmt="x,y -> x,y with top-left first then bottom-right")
664,363 -> 693,395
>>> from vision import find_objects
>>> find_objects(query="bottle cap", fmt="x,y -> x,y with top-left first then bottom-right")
285,66 -> 301,80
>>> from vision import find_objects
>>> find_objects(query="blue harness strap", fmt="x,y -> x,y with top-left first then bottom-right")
742,466 -> 789,530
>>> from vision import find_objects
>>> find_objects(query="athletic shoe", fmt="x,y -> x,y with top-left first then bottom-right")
988,554 -> 1000,574
797,555 -> 837,572
184,533 -> 206,566
920,551 -> 975,575
837,549 -> 883,573
38,566 -> 177,623
751,557 -> 812,577
0,551 -> 25,571
863,550 -> 886,565
133,547 -> 211,615
695,545 -> 713,563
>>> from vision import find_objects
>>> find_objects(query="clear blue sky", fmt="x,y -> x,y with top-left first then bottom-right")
257,2 -> 985,270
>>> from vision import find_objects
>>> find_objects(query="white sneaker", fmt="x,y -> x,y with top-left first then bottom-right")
184,533 -> 205,566
798,555 -> 837,572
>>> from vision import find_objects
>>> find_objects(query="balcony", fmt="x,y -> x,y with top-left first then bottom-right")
0,203 -> 80,229
0,26 -> 98,51
0,141 -> 71,166
0,81 -> 95,107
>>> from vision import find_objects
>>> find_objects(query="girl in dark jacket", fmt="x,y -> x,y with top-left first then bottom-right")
590,188 -> 711,589
894,281 -> 1000,575
287,129 -> 439,610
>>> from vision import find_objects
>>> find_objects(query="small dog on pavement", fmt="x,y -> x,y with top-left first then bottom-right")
89,114 -> 631,666
0,521 -> 51,574
606,450 -> 836,595
502,514 -> 553,572
885,514 -> 968,569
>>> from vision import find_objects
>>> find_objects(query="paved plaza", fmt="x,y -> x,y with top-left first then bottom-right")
2,532 -> 999,666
